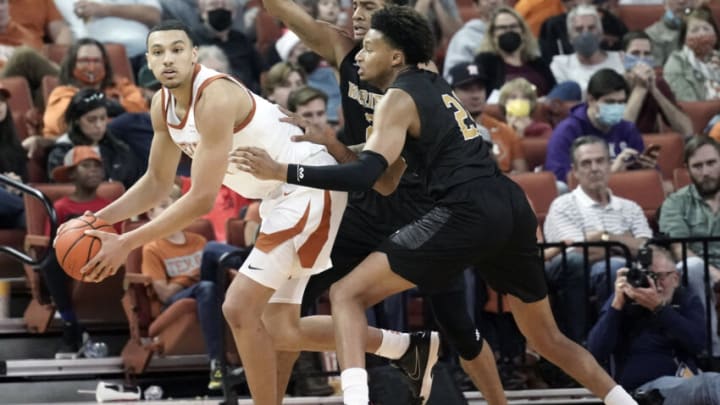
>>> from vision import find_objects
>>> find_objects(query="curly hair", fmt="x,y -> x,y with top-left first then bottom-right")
370,5 -> 434,66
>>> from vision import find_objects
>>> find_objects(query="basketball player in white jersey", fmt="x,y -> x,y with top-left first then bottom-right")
72,20 -> 435,405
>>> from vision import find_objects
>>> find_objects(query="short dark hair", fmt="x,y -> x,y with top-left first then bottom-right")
621,31 -> 652,52
570,135 -> 609,164
287,86 -> 328,112
587,69 -> 629,100
370,5 -> 434,66
147,20 -> 194,47
684,135 -> 720,164
59,38 -> 115,89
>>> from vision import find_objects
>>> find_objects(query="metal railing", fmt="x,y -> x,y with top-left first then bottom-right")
0,174 -> 56,268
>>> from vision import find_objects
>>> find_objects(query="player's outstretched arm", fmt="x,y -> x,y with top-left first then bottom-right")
231,89 -> 415,195
95,92 -> 182,225
262,0 -> 355,68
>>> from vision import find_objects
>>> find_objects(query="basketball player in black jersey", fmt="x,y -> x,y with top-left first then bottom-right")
259,0 -> 507,403
232,6 -> 639,405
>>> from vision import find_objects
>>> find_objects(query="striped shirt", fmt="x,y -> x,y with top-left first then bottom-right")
544,187 -> 653,242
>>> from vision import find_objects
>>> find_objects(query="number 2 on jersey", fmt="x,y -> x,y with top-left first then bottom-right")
442,94 -> 481,140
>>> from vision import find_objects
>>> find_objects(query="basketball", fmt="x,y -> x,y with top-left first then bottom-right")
55,215 -> 117,282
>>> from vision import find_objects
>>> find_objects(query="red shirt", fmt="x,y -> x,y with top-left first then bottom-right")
46,196 -> 119,235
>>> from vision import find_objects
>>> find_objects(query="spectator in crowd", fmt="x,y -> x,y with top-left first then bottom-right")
587,246 -> 720,404
646,0 -> 698,64
621,31 -> 693,136
550,5 -> 626,93
545,69 -> 653,183
475,6 -> 556,97
663,6 -> 720,101
514,0 -> 565,37
0,1 -> 61,108
413,0 -> 463,52
498,77 -> 553,138
287,86 -> 330,127
42,38 -> 147,138
197,45 -> 231,74
658,135 -> 720,356
47,89 -> 141,188
262,61 -> 307,109
540,1 -> 628,64
544,135 -> 653,343
311,0 -> 344,25
0,83 -> 27,229
142,185 -> 227,390
44,146 -> 120,358
449,62 -> 528,173
13,0 -> 72,46
194,0 -> 262,93
443,0 -> 504,81
158,0 -> 251,41
55,0 -> 162,60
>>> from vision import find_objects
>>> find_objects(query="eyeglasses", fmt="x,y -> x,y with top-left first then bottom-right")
493,23 -> 521,33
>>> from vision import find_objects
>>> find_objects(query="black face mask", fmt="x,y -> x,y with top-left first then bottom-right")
207,9 -> 232,32
497,31 -> 522,53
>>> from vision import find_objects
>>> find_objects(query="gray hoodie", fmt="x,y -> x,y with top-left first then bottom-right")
442,19 -> 486,81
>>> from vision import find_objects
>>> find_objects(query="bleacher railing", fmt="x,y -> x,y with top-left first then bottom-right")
0,174 -> 56,268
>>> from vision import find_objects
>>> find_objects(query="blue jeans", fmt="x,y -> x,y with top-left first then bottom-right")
166,280 -> 222,361
637,373 -> 720,405
0,187 -> 25,229
545,252 -> 626,343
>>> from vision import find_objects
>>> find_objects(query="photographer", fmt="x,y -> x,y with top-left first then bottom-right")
587,245 -> 720,404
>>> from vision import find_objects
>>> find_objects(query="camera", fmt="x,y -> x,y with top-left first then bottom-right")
626,246 -> 653,288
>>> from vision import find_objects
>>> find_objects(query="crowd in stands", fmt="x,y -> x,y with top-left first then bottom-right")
2,0 -> 720,400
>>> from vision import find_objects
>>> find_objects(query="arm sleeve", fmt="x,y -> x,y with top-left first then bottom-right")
655,293 -> 706,355
545,124 -> 574,181
587,298 -> 624,361
287,150 -> 388,192
659,193 -> 691,238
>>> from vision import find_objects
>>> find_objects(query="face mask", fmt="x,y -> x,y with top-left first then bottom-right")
505,98 -> 531,118
686,33 -> 717,59
572,32 -> 600,58
497,31 -> 522,54
623,53 -> 655,70
73,65 -> 106,86
663,8 -> 682,29
597,103 -> 625,127
207,9 -> 233,32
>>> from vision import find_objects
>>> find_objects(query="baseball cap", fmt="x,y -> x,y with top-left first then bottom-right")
448,62 -> 488,89
137,65 -> 160,90
0,82 -> 11,99
545,81 -> 582,102
275,30 -> 301,61
51,146 -> 103,182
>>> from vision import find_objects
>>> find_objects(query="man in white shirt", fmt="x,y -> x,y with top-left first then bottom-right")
550,4 -> 625,93
543,135 -> 652,343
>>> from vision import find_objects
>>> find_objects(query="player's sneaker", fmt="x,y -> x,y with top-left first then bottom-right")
390,331 -> 440,404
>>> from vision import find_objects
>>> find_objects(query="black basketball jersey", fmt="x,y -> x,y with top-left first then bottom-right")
390,68 -> 497,200
338,45 -> 431,228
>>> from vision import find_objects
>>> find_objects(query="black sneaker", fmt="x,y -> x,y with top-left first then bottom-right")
208,359 -> 224,391
390,331 -> 440,404
55,322 -> 87,359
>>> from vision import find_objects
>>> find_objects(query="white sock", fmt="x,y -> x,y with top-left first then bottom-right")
604,385 -> 638,405
341,368 -> 369,405
374,329 -> 410,360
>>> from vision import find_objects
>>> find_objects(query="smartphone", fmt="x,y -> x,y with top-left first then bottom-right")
642,144 -> 661,158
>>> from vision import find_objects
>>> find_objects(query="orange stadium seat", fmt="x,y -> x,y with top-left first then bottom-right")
22,182 -> 126,333
673,167 -> 691,191
642,133 -> 684,180
509,171 -> 558,227
521,136 -> 550,172
678,100 -> 720,135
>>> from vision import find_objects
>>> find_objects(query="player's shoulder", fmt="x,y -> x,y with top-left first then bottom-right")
196,77 -> 248,109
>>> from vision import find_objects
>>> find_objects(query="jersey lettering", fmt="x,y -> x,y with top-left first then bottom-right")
442,94 -> 481,140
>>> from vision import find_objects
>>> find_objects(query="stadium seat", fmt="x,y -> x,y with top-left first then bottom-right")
678,100 -> 720,135
673,167 -> 691,191
642,133 -> 684,180
121,218 -> 240,375
521,136 -> 550,172
255,9 -> 283,57
509,171 -> 558,227
22,182 -> 126,333
42,43 -> 135,83
616,5 -> 664,31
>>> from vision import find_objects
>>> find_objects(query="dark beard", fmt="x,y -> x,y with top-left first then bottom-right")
694,177 -> 720,198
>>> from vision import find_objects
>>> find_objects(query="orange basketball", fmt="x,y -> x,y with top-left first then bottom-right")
55,215 -> 117,282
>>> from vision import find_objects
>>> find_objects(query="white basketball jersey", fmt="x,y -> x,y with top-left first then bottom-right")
162,64 -> 326,199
